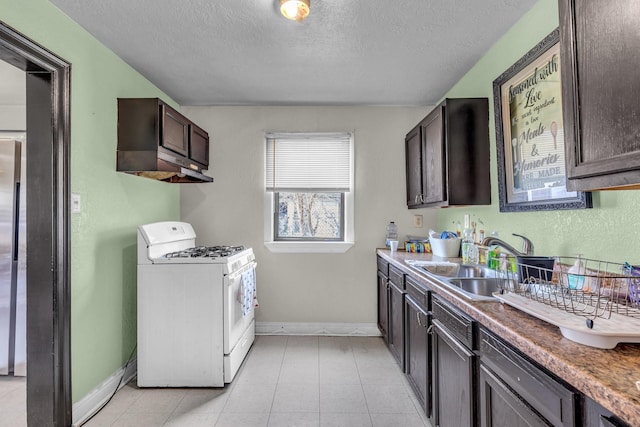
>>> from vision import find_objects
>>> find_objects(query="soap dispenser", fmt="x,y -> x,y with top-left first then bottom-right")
567,255 -> 586,290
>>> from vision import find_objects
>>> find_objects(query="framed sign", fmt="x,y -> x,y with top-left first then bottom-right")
493,29 -> 591,212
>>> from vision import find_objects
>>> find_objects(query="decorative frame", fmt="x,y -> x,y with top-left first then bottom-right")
493,28 -> 592,212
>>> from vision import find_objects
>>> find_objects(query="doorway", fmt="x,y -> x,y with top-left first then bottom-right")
0,21 -> 71,426
0,57 -> 27,425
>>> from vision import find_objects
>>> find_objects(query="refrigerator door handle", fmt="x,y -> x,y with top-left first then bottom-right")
13,182 -> 20,261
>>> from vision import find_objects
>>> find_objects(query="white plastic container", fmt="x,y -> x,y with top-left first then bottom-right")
430,237 -> 462,258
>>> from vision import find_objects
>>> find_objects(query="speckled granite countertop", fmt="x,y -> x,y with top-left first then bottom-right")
377,249 -> 640,426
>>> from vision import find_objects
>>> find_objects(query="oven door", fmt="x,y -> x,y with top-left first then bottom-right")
223,261 -> 257,354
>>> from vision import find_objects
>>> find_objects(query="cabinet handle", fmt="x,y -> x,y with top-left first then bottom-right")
420,194 -> 425,203
416,312 -> 423,327
426,324 -> 434,335
600,415 -> 623,427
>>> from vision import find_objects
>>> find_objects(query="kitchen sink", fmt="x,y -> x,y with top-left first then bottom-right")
448,278 -> 505,298
404,260 -> 515,300
456,265 -> 499,278
404,260 -> 498,279
404,260 -> 460,277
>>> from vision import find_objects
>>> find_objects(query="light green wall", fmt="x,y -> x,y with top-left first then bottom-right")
1,0 -> 180,401
438,0 -> 640,264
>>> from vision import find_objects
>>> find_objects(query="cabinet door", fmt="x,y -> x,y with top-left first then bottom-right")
479,328 -> 575,427
560,0 -> 640,190
479,364 -> 548,427
377,270 -> 389,342
599,417 -> 627,427
160,103 -> 189,157
422,107 -> 445,204
583,395 -> 630,427
433,319 -> 476,427
405,125 -> 423,207
388,280 -> 405,369
405,295 -> 431,417
189,124 -> 209,167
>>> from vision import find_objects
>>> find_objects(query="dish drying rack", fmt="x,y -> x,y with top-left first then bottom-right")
492,256 -> 640,349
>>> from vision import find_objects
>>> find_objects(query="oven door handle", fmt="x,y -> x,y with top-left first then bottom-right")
228,261 -> 258,280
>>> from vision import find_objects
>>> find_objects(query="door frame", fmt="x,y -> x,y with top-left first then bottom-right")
0,21 -> 71,426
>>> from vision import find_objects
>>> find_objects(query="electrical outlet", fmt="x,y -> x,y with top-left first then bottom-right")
413,215 -> 423,228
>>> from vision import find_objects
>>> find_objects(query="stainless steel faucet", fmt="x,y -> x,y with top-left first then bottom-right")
480,233 -> 534,257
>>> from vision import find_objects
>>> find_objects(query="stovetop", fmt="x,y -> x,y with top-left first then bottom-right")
145,245 -> 254,268
163,245 -> 246,259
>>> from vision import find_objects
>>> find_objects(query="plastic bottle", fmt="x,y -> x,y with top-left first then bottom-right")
567,255 -> 586,290
385,221 -> 398,247
487,246 -> 501,270
487,231 -> 500,269
461,228 -> 474,264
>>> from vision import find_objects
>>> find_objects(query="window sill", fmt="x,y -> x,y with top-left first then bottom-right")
264,241 -> 354,254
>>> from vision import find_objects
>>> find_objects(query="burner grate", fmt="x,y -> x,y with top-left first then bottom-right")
163,245 -> 246,259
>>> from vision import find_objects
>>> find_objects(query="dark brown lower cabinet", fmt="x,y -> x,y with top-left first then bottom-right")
433,318 -> 476,427
375,257 -> 633,427
479,364 -> 549,427
583,396 -> 630,427
405,294 -> 431,416
479,328 -> 576,427
387,279 -> 405,369
377,269 -> 389,342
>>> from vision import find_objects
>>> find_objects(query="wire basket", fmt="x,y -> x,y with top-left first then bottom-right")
497,256 -> 640,327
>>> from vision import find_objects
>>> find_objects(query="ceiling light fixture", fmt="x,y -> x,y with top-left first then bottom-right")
280,0 -> 310,22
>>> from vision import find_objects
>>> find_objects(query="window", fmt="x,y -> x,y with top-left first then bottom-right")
264,132 -> 354,253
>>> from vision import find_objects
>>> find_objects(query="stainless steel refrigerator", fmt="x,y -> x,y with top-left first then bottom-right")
0,134 -> 26,376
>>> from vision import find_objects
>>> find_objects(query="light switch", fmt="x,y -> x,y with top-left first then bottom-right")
71,193 -> 81,213
413,215 -> 423,228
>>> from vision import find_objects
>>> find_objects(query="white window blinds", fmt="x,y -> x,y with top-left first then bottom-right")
265,132 -> 352,192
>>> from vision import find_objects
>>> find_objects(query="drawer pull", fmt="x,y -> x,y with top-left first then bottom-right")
600,415 -> 623,427
417,311 -> 424,327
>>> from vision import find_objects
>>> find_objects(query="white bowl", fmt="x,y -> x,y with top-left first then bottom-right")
430,237 -> 461,258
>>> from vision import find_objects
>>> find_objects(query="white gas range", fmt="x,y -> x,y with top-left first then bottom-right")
136,221 -> 257,387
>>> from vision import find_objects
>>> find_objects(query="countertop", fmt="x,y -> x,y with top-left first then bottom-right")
377,249 -> 640,426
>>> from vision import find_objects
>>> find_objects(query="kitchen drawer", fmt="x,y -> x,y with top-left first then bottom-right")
377,256 -> 389,276
432,296 -> 475,350
583,395 -> 630,427
389,264 -> 405,289
479,328 -> 577,427
405,275 -> 429,311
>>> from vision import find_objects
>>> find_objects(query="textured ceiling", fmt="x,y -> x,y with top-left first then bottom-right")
49,0 -> 537,106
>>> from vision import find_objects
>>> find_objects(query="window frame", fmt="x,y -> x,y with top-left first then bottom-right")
264,132 -> 355,253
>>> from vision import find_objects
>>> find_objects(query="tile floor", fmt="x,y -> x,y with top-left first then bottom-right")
0,335 -> 432,427
0,374 -> 26,426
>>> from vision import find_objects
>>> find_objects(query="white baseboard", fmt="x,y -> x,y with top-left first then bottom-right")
256,322 -> 381,336
72,357 -> 137,427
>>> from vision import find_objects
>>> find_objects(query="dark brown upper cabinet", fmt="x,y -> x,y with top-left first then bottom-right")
189,123 -> 210,168
406,125 -> 423,208
405,98 -> 490,208
117,98 -> 212,183
160,102 -> 190,157
559,0 -> 640,191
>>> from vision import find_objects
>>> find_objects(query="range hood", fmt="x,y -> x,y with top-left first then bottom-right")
117,98 -> 214,184
117,149 -> 213,183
